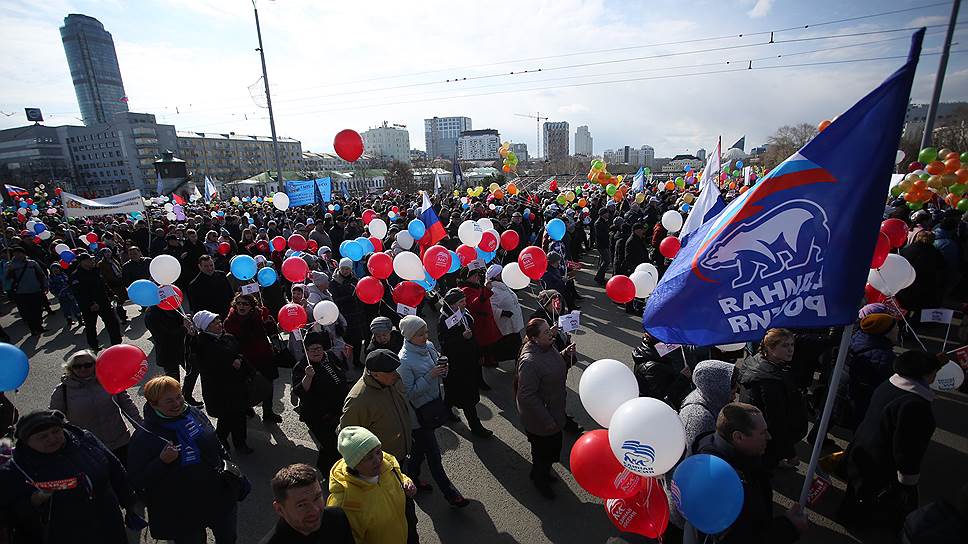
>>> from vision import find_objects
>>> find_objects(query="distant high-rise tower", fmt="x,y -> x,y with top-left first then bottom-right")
543,121 -> 569,160
575,126 -> 593,157
60,14 -> 129,126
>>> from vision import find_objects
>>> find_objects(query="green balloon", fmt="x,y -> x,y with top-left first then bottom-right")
958,198 -> 968,211
918,147 -> 938,164
919,173 -> 930,181
675,178 -> 685,188
591,159 -> 604,170
557,194 -> 567,205
907,201 -> 923,210
961,152 -> 968,164
890,185 -> 904,197
950,183 -> 967,195
575,187 -> 582,196
606,184 -> 618,196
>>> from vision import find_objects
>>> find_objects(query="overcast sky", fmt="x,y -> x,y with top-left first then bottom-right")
2,0 -> 966,157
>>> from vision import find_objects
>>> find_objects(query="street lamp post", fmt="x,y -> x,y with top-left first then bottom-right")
251,0 -> 285,190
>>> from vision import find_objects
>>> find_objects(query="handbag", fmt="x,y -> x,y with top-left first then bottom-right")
243,366 -> 273,407
413,397 -> 450,429
217,458 -> 251,501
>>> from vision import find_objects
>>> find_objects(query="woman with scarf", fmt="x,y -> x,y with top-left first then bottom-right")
223,293 -> 282,424
438,288 -> 493,438
458,263 -> 502,381
96,247 -> 128,324
292,331 -> 350,473
192,310 -> 253,454
364,316 -> 404,356
127,376 -> 247,543
397,315 -> 470,508
331,258 -> 365,368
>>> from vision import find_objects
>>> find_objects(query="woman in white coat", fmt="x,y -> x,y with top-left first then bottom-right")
486,265 -> 525,362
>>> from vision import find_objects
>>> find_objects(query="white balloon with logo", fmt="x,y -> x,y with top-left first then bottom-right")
868,253 -> 915,296
931,361 -> 965,391
579,359 -> 639,427
608,397 -> 685,477
458,220 -> 483,247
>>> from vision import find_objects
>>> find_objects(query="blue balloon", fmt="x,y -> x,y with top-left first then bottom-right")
476,247 -> 496,263
343,240 -> 364,262
415,271 -> 436,292
672,454 -> 744,534
408,219 -> 426,240
230,255 -> 258,281
356,236 -> 374,255
0,343 -> 29,391
546,218 -> 566,241
256,266 -> 277,287
333,204 -> 341,212
34,223 -> 46,234
89,243 -> 98,251
448,251 -> 460,273
127,279 -> 161,306
736,160 -> 744,168
60,251 -> 75,263
680,203 -> 691,213
18,201 -> 27,208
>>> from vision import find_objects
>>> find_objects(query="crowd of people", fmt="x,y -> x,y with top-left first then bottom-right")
0,173 -> 966,544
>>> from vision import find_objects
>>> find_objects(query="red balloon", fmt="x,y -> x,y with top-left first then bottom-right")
392,281 -> 425,308
659,236 -> 681,259
218,242 -> 231,255
606,275 -> 636,304
391,206 -> 400,214
334,129 -> 364,162
362,209 -> 377,225
307,239 -> 319,253
278,303 -> 307,332
907,161 -> 924,173
423,245 -> 452,279
271,236 -> 287,251
33,236 -> 41,244
870,232 -> 891,269
865,282 -> 887,304
549,179 -> 558,192
518,246 -> 548,280
880,218 -> 909,249
570,430 -> 643,499
86,232 -> 99,243
282,256 -> 309,282
59,259 -> 69,269
288,234 -> 308,252
356,276 -> 385,305
96,344 -> 148,394
55,187 -> 63,195
500,230 -> 520,251
478,231 -> 498,252
456,244 -> 477,266
369,236 -> 383,253
158,285 -> 184,311
367,252 -> 394,279
605,477 -> 670,539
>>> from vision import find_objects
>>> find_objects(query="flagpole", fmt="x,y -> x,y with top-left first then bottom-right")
798,323 -> 854,507
920,0 -> 961,148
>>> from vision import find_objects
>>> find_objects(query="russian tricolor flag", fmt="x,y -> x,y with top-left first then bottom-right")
419,192 -> 446,246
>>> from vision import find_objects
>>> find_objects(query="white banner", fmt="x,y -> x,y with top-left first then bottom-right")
62,190 -> 146,218
921,308 -> 954,324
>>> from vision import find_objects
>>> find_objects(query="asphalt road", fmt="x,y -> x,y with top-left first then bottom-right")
3,253 -> 966,544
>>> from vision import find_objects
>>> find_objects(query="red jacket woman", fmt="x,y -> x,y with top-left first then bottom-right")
222,293 -> 282,422
458,268 -> 502,347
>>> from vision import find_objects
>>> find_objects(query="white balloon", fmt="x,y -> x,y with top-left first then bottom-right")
458,220 -> 483,247
717,342 -> 747,352
272,192 -> 290,211
166,212 -> 177,221
931,361 -> 965,391
868,254 -> 915,296
501,262 -> 531,290
635,262 -> 659,285
477,218 -> 494,231
54,243 -> 69,254
629,270 -> 658,298
393,251 -> 424,280
396,231 -> 415,250
895,149 -> 906,164
661,210 -> 683,233
368,218 -> 388,239
579,359 -> 639,428
608,397 -> 686,477
31,209 -> 39,216
313,300 -> 340,326
164,203 -> 174,212
149,254 -> 181,285
26,221 -> 36,231
37,230 -> 51,240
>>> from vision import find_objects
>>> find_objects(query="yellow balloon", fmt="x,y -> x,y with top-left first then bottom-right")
466,188 -> 474,196
489,182 -> 500,193
635,192 -> 645,204
683,193 -> 695,204
616,175 -> 623,183
453,190 -> 460,197
565,191 -> 576,202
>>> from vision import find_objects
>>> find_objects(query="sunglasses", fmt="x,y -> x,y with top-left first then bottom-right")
72,362 -> 95,369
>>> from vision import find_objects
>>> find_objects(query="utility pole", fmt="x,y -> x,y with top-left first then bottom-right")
252,0 -> 285,191
921,0 -> 961,149
515,112 -> 549,158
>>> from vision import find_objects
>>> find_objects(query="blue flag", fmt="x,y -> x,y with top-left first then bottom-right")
453,159 -> 464,189
643,29 -> 924,346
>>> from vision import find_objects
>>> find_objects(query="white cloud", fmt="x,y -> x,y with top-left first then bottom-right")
558,103 -> 589,114
748,0 -> 774,18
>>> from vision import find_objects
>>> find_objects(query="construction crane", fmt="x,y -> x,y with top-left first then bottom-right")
515,112 -> 549,159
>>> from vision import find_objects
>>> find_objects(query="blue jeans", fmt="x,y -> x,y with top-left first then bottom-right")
408,427 -> 459,501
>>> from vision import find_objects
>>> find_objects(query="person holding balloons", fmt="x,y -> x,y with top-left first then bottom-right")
223,293 -> 282,424
4,245 -> 48,334
48,262 -> 82,327
70,252 -> 123,351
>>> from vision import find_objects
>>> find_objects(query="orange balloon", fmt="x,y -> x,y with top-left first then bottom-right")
904,191 -> 918,202
945,158 -> 961,173
597,172 -> 608,182
502,164 -> 510,173
912,179 -> 927,191
946,151 -> 961,160
578,198 -> 587,207
946,193 -> 960,207
956,168 -> 968,183
507,183 -> 518,195
926,161 -> 945,175
941,173 -> 958,187
587,172 -> 595,181
739,186 -> 750,194
493,189 -> 504,199
728,182 -> 737,190
613,192 -> 623,202
665,181 -> 675,191
818,119 -> 832,132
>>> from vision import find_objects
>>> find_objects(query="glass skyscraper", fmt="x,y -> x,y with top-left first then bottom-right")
60,14 -> 128,126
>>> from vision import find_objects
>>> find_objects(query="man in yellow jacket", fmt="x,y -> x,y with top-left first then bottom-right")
328,426 -> 417,544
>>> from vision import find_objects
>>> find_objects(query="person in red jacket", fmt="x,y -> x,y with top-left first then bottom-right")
223,293 -> 283,423
458,261 -> 502,388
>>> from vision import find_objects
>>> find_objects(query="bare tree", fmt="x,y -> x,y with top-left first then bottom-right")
386,160 -> 416,192
763,123 -> 818,169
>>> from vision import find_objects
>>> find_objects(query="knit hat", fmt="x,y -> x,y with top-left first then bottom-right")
369,316 -> 392,334
365,349 -> 401,372
537,289 -> 559,308
486,264 -> 503,281
319,246 -> 332,254
16,409 -> 66,441
192,310 -> 218,331
339,257 -> 353,269
291,283 -> 306,294
337,426 -> 382,469
443,288 -> 465,306
858,303 -> 899,319
860,313 -> 896,335
894,350 -> 944,379
303,331 -> 329,348
399,315 -> 427,340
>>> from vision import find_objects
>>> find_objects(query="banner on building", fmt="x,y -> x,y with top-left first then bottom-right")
285,180 -> 316,207
62,190 -> 146,218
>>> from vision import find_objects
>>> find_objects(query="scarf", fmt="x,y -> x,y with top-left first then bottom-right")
888,374 -> 936,402
155,406 -> 204,466
401,339 -> 439,363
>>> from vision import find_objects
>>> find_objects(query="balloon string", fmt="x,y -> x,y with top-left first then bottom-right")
113,397 -> 171,446
886,297 -> 928,351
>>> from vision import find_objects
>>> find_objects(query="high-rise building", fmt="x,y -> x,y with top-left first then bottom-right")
510,143 -> 528,163
424,116 -> 471,160
60,14 -> 129,126
457,129 -> 501,160
543,121 -> 569,159
640,145 -> 655,170
696,148 -> 707,162
362,122 -> 411,164
0,124 -> 77,192
575,126 -> 593,157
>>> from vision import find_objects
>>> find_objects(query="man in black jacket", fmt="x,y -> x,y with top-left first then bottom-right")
120,246 -> 150,288
186,254 -> 234,317
70,252 -> 122,351
260,463 -> 353,544
631,333 -> 693,409
593,208 -> 612,285
292,332 -> 350,473
694,402 -> 807,543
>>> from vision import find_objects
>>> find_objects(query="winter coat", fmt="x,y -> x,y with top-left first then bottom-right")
693,432 -> 799,544
340,374 -> 413,463
459,281 -> 503,346
224,306 -> 279,380
292,354 -> 349,427
187,270 -> 234,317
398,340 -> 444,414
933,226 -> 960,277
127,405 -> 237,539
679,360 -> 735,454
846,330 -> 896,427
327,452 -> 412,544
120,257 -> 150,287
331,273 -> 365,335
898,241 -> 946,311
259,508 -> 354,544
97,257 -> 126,299
488,280 -> 525,336
69,265 -> 112,310
902,496 -> 968,544
0,424 -> 134,544
437,308 -> 481,409
593,217 -> 611,251
515,340 -> 568,436
144,306 -> 188,366
49,375 -> 142,451
623,233 -> 650,275
737,354 -> 808,463
195,332 -> 250,418
632,339 -> 693,409
4,258 -> 47,295
363,331 -> 404,357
